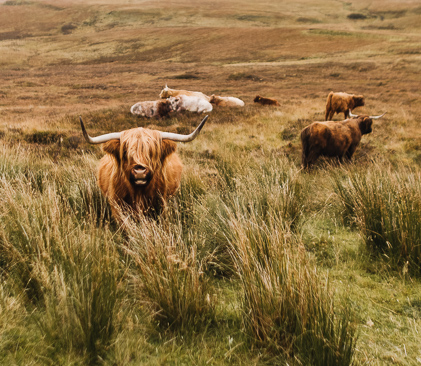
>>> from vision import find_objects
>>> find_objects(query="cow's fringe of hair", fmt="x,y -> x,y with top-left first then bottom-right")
121,129 -> 163,172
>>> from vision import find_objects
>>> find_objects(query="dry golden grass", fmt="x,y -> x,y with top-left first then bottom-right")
0,0 -> 420,135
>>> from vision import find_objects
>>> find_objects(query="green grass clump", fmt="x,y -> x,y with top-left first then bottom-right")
196,155 -> 307,275
0,148 -> 126,364
212,154 -> 307,230
332,162 -> 421,276
124,215 -> 216,334
229,216 -> 357,365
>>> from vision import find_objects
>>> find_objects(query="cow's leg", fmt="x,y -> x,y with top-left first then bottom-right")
303,149 -> 320,169
345,145 -> 357,161
302,149 -> 309,168
344,109 -> 350,119
327,111 -> 334,121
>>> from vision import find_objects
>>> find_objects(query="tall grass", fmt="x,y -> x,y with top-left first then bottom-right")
0,147 -> 127,363
331,162 -> 421,276
124,213 -> 216,334
197,154 -> 307,275
228,211 -> 357,365
178,153 -> 358,363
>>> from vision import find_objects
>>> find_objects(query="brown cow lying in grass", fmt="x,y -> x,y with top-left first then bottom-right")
325,91 -> 365,120
80,115 -> 208,220
301,111 -> 386,169
253,95 -> 280,106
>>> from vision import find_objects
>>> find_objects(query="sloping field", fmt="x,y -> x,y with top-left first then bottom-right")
0,0 -> 420,365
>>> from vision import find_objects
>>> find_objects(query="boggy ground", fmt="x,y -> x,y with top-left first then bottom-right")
0,0 -> 421,365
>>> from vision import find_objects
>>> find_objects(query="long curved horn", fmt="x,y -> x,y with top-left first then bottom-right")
349,109 -> 359,118
80,115 -> 208,145
369,112 -> 387,119
80,117 -> 121,144
160,115 -> 208,142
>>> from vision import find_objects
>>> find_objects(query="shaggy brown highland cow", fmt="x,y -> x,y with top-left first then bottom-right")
325,91 -> 365,120
80,116 -> 208,219
301,111 -> 385,168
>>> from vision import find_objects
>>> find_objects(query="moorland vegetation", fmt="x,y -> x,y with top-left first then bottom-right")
0,0 -> 420,364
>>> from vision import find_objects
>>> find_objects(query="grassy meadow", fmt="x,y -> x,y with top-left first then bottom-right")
0,0 -> 421,364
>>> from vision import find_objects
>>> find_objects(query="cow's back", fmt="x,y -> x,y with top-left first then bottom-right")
331,93 -> 352,110
176,95 -> 213,113
161,88 -> 210,101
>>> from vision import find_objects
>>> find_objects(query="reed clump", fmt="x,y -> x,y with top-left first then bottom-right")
124,214 -> 216,334
229,215 -> 357,365
332,162 -> 421,276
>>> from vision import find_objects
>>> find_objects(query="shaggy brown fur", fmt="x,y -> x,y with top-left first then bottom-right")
98,128 -> 183,219
301,115 -> 373,168
325,91 -> 365,120
156,100 -> 173,118
253,95 -> 280,106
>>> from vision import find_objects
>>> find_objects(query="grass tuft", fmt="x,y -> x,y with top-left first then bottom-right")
332,162 -> 421,276
229,216 -> 357,364
124,215 -> 216,334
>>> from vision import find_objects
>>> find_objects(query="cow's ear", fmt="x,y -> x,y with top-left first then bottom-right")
102,140 -> 121,162
160,140 -> 177,161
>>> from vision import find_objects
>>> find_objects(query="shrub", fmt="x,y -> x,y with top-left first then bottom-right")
172,73 -> 200,80
61,23 -> 77,34
197,155 -> 307,275
227,72 -> 262,82
25,131 -> 64,145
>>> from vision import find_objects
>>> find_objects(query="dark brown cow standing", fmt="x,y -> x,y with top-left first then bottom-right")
301,112 -> 386,169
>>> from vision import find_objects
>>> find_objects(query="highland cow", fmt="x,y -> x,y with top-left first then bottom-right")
301,111 -> 386,169
171,95 -> 213,113
159,85 -> 210,101
80,115 -> 208,219
209,95 -> 245,107
325,91 -> 365,120
253,95 -> 280,106
130,98 -> 177,118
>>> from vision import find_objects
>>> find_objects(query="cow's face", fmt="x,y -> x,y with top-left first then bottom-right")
354,96 -> 365,108
167,96 -> 180,110
253,96 -> 261,102
159,86 -> 171,99
103,128 -> 177,188
359,117 -> 373,135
